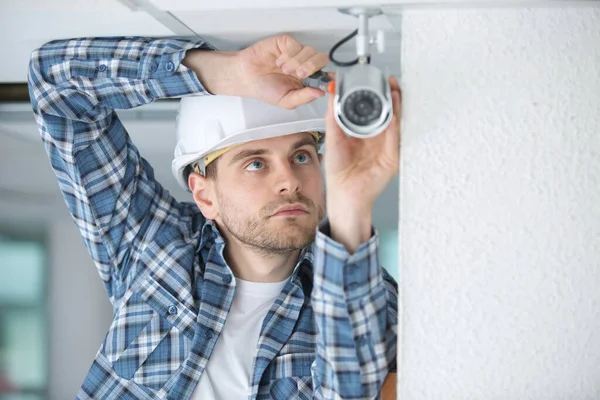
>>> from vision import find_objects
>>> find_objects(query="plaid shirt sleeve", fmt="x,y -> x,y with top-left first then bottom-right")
311,219 -> 398,399
27,36 -> 214,306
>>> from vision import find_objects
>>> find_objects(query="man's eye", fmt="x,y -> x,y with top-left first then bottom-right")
295,153 -> 311,164
246,160 -> 264,171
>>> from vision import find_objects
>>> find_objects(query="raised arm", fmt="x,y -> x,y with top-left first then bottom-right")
311,223 -> 398,399
27,36 -> 216,305
310,75 -> 402,398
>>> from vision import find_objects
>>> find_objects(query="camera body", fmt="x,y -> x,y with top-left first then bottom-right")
333,63 -> 393,138
326,7 -> 394,139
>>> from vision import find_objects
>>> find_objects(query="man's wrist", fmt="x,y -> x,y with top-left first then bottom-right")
326,201 -> 373,255
182,49 -> 244,97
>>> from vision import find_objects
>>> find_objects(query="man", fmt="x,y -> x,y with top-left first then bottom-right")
27,33 -> 400,399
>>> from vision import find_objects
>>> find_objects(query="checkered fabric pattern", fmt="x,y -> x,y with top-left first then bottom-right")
27,36 -> 398,399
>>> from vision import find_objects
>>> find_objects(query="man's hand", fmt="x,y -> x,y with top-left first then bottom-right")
183,34 -> 330,110
324,76 -> 402,254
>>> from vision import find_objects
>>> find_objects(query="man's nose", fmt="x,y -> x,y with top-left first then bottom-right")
276,162 -> 302,195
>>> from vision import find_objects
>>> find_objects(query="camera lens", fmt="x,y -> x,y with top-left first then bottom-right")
343,90 -> 383,127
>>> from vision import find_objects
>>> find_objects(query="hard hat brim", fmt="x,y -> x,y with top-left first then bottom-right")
172,117 -> 326,191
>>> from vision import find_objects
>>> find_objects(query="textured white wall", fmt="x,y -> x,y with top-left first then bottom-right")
399,6 -> 600,399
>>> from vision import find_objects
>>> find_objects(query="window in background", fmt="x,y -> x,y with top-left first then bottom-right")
0,231 -> 48,400
379,229 -> 399,282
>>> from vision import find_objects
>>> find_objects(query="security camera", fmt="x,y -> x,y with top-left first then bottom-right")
334,63 -> 393,138
332,7 -> 393,138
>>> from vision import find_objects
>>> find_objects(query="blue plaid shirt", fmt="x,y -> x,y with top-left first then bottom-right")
27,36 -> 398,400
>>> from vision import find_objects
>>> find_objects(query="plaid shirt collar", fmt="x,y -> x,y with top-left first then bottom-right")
198,218 -> 314,285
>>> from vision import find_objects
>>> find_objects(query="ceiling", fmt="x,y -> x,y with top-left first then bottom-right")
0,0 -> 405,83
0,0 -> 403,228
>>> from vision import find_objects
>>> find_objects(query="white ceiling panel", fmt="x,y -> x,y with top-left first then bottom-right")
171,8 -> 395,35
169,7 -> 402,76
0,0 -> 174,82
0,0 -> 405,82
148,0 -> 387,11
1,0 -> 137,12
147,0 -> 596,11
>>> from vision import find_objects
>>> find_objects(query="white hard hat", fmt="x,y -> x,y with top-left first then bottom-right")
171,95 -> 327,191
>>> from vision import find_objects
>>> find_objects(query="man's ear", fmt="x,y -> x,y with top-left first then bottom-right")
188,172 -> 219,220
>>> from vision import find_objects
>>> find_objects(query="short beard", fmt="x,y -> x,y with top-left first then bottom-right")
216,190 -> 325,257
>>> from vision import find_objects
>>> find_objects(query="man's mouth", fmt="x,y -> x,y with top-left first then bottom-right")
271,203 -> 309,217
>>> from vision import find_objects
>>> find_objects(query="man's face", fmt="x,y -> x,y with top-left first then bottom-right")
207,132 -> 326,255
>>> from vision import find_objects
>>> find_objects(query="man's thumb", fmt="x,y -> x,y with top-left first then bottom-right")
325,93 -> 345,146
279,87 -> 324,110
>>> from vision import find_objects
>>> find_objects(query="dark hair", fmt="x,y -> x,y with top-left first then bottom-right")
205,158 -> 218,180
184,158 -> 219,190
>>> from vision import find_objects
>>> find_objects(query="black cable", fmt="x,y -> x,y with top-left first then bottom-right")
329,29 -> 360,67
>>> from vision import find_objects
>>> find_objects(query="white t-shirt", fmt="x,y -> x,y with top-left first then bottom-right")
190,276 -> 288,400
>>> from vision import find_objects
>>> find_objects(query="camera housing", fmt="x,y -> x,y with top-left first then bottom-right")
334,63 -> 393,138
327,7 -> 394,139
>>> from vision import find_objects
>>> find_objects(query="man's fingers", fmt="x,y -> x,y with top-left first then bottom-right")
392,89 -> 401,133
295,52 -> 329,79
389,75 -> 402,119
274,35 -> 330,79
389,75 -> 400,92
325,93 -> 336,131
279,87 -> 325,110
324,92 -> 345,147
279,46 -> 328,79
387,89 -> 402,160
280,45 -> 316,71
275,34 -> 304,63
393,85 -> 401,118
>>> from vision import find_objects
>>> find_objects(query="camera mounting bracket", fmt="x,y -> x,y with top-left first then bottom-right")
338,8 -> 384,63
